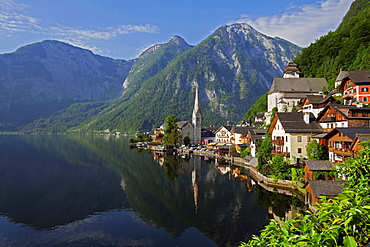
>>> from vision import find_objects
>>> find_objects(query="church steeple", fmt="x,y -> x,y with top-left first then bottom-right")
192,86 -> 201,144
283,61 -> 300,78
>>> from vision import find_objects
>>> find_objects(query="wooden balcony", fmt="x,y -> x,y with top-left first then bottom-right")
272,139 -> 284,145
271,150 -> 290,157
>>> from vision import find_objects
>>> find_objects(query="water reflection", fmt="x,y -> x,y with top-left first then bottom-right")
0,135 -> 275,246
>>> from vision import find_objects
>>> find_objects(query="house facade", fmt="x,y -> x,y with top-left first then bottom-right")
316,104 -> 370,132
268,112 -> 323,161
323,128 -> 370,163
214,126 -> 233,143
335,70 -> 370,106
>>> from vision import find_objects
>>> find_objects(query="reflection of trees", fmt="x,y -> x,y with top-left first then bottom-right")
1,135 -> 270,246
163,156 -> 181,181
256,186 -> 304,219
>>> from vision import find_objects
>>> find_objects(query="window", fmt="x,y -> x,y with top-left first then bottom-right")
362,87 -> 369,92
363,97 -> 368,103
286,136 -> 288,142
298,148 -> 302,153
307,136 -> 311,142
297,136 -> 302,142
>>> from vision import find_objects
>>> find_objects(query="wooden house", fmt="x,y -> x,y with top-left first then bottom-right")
350,133 -> 370,156
323,128 -> 370,163
316,103 -> 370,132
304,180 -> 346,206
302,160 -> 334,181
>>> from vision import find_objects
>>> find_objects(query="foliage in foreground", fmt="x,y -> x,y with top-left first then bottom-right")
241,144 -> 370,247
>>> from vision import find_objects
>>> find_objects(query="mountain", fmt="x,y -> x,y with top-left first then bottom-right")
294,0 -> 370,89
0,40 -> 134,129
121,35 -> 193,101
245,0 -> 370,120
65,23 -> 301,133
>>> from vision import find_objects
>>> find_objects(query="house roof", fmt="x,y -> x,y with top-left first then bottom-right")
305,180 -> 346,198
270,112 -> 323,133
304,160 -> 334,171
342,71 -> 370,85
269,78 -> 328,94
304,92 -> 337,105
317,103 -> 370,122
324,127 -> 370,140
176,121 -> 191,129
232,126 -> 254,136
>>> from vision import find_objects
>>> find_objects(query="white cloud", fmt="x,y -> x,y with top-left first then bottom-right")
235,0 -> 354,47
0,0 -> 158,54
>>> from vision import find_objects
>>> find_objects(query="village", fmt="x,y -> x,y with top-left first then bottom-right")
134,62 -> 370,211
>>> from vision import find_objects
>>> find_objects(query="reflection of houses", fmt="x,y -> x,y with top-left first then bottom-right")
304,180 -> 345,207
316,104 -> 370,132
268,112 -> 323,160
268,62 -> 328,112
215,126 -> 232,143
323,128 -> 370,163
335,70 -> 370,105
302,160 -> 334,181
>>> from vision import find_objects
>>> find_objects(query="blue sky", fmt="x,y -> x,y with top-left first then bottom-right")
0,0 -> 354,59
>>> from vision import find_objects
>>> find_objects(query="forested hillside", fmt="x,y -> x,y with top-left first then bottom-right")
294,0 -> 370,89
244,0 -> 370,119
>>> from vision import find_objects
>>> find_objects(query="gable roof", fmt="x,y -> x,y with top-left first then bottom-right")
338,70 -> 370,85
305,180 -> 346,198
303,92 -> 338,105
317,103 -> 370,122
304,160 -> 334,171
323,127 -> 370,140
176,121 -> 192,129
269,78 -> 328,94
269,112 -> 323,134
231,126 -> 253,136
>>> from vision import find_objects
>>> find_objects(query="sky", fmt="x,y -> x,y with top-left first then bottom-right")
0,0 -> 354,60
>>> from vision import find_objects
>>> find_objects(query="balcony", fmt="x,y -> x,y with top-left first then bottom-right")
342,93 -> 354,99
272,139 -> 284,145
272,150 -> 290,157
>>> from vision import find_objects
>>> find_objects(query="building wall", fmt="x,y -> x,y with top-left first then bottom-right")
289,133 -> 312,160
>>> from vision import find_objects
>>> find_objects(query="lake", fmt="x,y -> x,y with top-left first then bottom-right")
0,135 -> 299,246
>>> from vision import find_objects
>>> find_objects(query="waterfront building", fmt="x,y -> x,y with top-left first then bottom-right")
268,112 -> 323,161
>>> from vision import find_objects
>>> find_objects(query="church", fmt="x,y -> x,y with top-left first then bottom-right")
177,86 -> 202,144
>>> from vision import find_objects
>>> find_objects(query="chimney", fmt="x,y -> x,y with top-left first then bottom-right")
303,112 -> 311,124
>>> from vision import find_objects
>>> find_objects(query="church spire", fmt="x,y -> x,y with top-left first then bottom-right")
192,86 -> 201,144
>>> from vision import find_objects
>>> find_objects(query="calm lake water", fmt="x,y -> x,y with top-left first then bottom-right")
0,135 -> 298,247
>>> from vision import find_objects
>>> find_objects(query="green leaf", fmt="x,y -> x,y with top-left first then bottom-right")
343,236 -> 357,247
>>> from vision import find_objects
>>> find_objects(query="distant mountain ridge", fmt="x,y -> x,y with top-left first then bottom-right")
23,23 -> 300,133
0,40 -> 134,128
1,23 -> 302,132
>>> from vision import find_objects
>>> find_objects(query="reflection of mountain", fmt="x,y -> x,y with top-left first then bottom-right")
0,135 -> 269,246
0,135 -> 128,229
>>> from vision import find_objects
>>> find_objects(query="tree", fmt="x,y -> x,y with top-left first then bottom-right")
242,142 -> 370,247
163,114 -> 180,145
183,136 -> 191,146
306,140 -> 328,160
